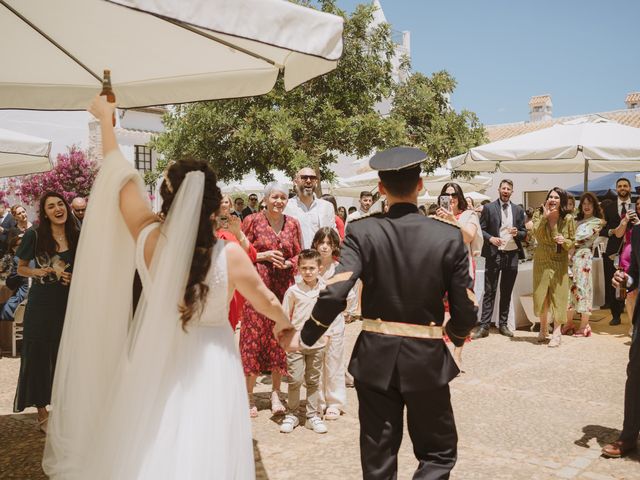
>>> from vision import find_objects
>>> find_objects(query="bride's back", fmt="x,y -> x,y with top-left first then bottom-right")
195,241 -> 230,328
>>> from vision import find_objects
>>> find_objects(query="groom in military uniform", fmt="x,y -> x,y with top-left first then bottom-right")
297,147 -> 478,479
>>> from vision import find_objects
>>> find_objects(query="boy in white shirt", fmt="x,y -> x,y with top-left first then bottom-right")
280,249 -> 328,434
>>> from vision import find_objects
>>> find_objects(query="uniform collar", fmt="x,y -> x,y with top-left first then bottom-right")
387,203 -> 418,218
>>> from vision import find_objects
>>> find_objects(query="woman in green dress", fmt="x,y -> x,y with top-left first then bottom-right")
564,192 -> 605,337
532,187 -> 576,348
13,192 -> 79,432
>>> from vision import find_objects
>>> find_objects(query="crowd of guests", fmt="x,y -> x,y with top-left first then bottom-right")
204,173 -> 637,438
5,169 -> 636,438
459,177 -> 636,350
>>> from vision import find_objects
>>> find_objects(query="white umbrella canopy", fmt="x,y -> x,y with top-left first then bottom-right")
419,190 -> 491,204
0,0 -> 343,110
332,167 -> 492,198
220,170 -> 292,195
450,117 -> 640,174
220,170 -> 335,195
0,127 -> 52,177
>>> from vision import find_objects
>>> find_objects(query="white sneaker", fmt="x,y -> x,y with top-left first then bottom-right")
279,414 -> 299,433
305,416 -> 328,434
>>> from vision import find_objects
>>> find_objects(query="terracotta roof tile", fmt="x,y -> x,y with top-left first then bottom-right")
485,109 -> 640,142
626,92 -> 640,104
528,95 -> 552,107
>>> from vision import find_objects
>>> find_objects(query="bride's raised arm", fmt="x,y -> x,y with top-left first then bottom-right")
88,95 -> 159,266
225,242 -> 293,338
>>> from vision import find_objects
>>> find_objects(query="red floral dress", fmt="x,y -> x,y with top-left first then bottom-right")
239,212 -> 302,376
215,229 -> 257,331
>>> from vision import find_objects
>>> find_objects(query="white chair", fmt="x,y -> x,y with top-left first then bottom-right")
12,300 -> 26,357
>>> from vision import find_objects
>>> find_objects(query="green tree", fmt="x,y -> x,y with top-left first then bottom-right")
152,1 -> 406,183
390,69 -> 487,174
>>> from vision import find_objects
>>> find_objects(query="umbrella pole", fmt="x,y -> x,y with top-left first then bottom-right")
583,158 -> 588,193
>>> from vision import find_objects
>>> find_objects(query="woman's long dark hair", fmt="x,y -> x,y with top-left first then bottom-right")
540,187 -> 571,218
312,227 -> 341,257
160,159 -> 222,329
35,191 -> 80,256
576,192 -> 604,221
439,182 -> 468,212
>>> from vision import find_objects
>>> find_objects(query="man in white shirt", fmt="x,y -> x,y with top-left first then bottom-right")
346,191 -> 374,224
283,167 -> 336,249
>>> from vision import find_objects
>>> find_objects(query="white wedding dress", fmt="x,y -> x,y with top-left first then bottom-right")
126,227 -> 255,479
43,151 -> 255,479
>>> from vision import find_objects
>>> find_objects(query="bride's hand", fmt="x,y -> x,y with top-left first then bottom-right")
88,94 -> 115,123
275,326 -> 299,351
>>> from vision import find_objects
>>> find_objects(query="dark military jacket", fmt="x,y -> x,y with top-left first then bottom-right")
301,202 -> 478,392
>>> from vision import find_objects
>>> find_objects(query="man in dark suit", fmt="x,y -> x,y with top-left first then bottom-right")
603,224 -> 640,457
472,179 -> 526,339
241,193 -> 259,219
0,203 -> 16,255
296,147 -> 478,479
231,197 -> 245,219
601,177 -> 633,326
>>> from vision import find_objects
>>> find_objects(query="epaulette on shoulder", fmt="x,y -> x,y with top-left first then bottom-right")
428,214 -> 460,229
349,211 -> 384,223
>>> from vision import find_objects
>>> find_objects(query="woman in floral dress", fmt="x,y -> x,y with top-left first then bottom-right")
565,192 -> 605,337
241,182 -> 302,417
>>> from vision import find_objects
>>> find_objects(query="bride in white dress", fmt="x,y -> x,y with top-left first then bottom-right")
42,96 -> 294,479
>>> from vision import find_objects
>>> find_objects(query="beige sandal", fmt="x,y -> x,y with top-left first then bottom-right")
248,395 -> 258,418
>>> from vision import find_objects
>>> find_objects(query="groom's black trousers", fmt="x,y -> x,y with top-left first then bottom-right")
355,372 -> 457,480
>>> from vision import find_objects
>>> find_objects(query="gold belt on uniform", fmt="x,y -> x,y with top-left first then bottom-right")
361,318 -> 443,339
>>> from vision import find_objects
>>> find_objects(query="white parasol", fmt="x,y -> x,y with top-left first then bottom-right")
0,0 -> 344,109
0,127 -> 52,177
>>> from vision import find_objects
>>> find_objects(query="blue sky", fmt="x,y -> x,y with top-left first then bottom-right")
336,0 -> 640,126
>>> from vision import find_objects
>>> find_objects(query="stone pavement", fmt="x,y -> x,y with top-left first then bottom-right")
2,311 -> 640,479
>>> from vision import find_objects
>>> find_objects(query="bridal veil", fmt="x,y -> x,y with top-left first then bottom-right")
43,150 -> 204,479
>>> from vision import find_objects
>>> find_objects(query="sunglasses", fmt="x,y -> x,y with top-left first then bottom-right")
249,197 -> 258,201
300,175 -> 317,181
259,205 -> 267,210
442,193 -> 457,198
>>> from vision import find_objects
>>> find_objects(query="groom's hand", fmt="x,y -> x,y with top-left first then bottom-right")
278,329 -> 300,352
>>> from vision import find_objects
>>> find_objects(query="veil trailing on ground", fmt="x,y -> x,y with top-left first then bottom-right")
43,150 -> 205,479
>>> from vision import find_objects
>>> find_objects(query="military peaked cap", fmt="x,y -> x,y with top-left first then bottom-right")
369,147 -> 427,172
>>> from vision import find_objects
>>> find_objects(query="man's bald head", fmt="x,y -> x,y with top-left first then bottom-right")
294,167 -> 318,199
71,197 -> 87,220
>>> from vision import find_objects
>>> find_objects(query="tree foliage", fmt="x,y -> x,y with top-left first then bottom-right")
390,70 -> 487,174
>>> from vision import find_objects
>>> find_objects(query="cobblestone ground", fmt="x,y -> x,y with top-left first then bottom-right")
2,311 -> 640,479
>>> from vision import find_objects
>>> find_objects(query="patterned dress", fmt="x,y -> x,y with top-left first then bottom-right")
532,211 -> 576,321
239,212 -> 302,376
569,217 -> 604,313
